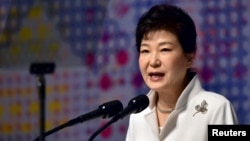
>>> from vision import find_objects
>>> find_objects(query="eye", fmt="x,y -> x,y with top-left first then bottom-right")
161,48 -> 171,52
140,49 -> 149,54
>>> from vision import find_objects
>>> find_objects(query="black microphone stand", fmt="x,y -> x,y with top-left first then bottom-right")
36,74 -> 46,141
88,116 -> 118,141
30,62 -> 55,141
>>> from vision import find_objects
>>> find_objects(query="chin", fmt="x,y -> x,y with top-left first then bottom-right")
148,85 -> 164,91
147,82 -> 168,91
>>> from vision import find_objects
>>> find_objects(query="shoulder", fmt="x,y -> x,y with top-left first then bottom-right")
197,90 -> 230,102
192,90 -> 234,110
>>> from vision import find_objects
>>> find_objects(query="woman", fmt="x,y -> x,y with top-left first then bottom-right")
125,3 -> 238,141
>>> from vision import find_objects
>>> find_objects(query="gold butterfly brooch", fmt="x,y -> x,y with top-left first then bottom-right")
193,100 -> 208,116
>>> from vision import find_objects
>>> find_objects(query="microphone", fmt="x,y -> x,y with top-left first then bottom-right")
88,94 -> 149,141
33,100 -> 123,141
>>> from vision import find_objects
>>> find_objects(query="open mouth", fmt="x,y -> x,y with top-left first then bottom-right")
149,72 -> 165,80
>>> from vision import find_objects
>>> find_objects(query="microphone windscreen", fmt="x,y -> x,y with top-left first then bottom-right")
128,94 -> 149,114
100,100 -> 123,118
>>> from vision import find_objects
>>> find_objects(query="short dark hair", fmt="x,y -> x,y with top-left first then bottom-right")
135,3 -> 197,54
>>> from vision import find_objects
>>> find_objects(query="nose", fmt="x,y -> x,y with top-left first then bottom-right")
149,54 -> 161,68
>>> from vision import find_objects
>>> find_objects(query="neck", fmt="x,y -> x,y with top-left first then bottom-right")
157,104 -> 174,114
156,93 -> 176,112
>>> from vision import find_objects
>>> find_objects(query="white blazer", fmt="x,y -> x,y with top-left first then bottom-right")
126,75 -> 238,141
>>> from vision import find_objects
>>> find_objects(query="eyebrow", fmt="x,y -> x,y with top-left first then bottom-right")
159,41 -> 173,46
141,41 -> 173,47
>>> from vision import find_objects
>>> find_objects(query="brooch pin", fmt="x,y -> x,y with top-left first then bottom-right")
193,100 -> 208,116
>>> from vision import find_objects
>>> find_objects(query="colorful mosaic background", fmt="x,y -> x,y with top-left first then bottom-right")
0,0 -> 250,141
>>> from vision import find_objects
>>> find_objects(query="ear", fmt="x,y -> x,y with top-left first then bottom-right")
185,53 -> 195,68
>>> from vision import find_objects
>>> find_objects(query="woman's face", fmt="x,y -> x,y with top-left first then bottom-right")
139,30 -> 193,92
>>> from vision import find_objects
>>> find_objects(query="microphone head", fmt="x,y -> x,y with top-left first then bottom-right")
99,100 -> 123,118
128,94 -> 149,114
87,95 -> 149,141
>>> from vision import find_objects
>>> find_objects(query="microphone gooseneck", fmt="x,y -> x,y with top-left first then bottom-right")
88,94 -> 149,141
66,100 -> 123,126
33,100 -> 123,141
